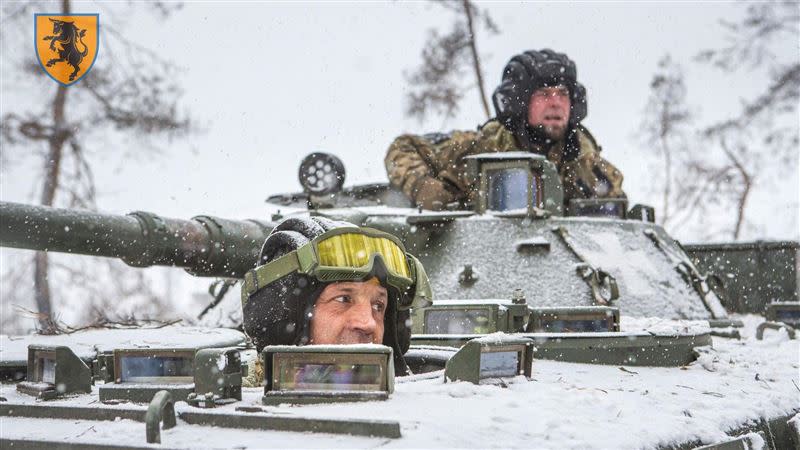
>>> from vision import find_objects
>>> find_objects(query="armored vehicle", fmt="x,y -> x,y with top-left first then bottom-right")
0,152 -> 798,449
683,241 -> 799,314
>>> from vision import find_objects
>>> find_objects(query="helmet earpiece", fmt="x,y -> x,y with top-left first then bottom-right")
244,217 -> 413,375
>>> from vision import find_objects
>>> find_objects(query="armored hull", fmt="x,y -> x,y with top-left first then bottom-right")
0,319 -> 797,449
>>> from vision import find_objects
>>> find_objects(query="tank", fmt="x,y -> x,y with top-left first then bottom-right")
683,241 -> 800,313
0,152 -> 798,449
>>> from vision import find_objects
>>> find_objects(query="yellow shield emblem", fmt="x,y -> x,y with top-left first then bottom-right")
35,14 -> 99,86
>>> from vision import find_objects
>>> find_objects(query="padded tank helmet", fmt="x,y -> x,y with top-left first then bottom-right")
241,216 -> 419,374
492,49 -> 588,128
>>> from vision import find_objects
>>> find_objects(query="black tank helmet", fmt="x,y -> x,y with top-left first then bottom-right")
492,49 -> 588,158
242,216 -> 414,375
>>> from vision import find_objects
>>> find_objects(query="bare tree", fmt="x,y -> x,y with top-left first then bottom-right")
665,136 -> 758,240
694,1 -> 799,239
639,56 -> 733,238
639,2 -> 798,240
639,55 -> 693,226
405,0 -> 498,124
1,0 -> 192,332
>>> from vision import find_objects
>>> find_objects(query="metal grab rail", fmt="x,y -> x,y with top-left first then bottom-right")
145,390 -> 176,444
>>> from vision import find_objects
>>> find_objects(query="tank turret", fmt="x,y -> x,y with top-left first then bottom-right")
271,153 -> 730,321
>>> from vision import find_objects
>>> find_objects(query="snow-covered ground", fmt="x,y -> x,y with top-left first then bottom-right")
1,316 -> 797,449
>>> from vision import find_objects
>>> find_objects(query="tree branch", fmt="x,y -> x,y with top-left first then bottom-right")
462,0 -> 491,119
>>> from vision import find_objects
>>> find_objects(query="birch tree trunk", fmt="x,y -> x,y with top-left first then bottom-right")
34,0 -> 71,333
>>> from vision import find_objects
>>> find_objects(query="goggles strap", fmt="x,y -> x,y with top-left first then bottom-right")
244,251 -> 301,296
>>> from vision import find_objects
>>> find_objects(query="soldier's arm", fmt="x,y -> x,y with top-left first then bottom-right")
385,123 -> 514,209
385,134 -> 457,209
443,121 -> 518,190
385,134 -> 434,198
474,120 -> 519,153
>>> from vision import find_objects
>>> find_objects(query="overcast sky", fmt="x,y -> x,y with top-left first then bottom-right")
1,1 -> 798,326
2,1 -> 797,235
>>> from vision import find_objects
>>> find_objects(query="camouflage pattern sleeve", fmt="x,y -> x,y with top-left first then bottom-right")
561,128 -> 625,202
385,134 -> 436,201
384,121 -> 519,209
385,129 -> 486,208
445,121 -> 519,193
472,120 -> 519,154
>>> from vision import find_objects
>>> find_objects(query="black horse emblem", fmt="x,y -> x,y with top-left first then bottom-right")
42,18 -> 88,81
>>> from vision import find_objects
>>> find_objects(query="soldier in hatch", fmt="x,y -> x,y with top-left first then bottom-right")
385,49 -> 625,210
241,217 -> 432,377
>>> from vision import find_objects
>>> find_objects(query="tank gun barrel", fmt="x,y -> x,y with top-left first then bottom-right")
0,201 -> 273,278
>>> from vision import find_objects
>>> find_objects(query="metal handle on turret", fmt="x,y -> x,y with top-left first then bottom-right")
145,390 -> 176,444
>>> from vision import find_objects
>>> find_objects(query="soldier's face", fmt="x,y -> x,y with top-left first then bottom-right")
310,278 -> 387,345
527,85 -> 571,139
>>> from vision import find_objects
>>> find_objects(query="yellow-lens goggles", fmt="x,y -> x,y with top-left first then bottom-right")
243,227 -> 433,310
316,233 -> 411,278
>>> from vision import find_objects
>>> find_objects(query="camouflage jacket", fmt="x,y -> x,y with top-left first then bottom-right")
384,120 -> 625,209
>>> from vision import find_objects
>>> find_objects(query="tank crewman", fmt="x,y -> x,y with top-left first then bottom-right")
241,216 -> 432,381
385,49 -> 625,210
